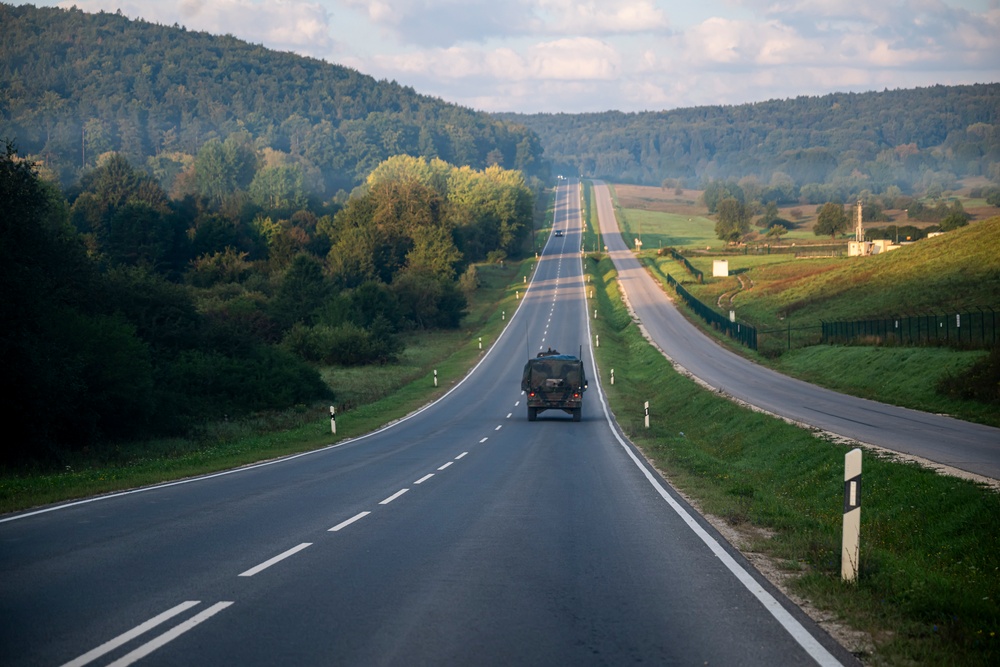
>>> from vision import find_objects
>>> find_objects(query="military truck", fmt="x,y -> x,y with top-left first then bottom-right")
520,349 -> 588,422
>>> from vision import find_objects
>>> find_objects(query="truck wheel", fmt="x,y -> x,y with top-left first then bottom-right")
528,407 -> 537,422
572,408 -> 582,422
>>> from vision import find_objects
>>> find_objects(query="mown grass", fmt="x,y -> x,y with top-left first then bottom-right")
0,259 -> 533,514
584,251 -> 1000,665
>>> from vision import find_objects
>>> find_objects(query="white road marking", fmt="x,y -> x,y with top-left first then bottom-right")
104,602 -> 233,667
584,212 -> 843,665
506,412 -> 512,419
61,601 -> 201,667
380,489 -> 409,505
329,511 -> 371,532
414,473 -> 434,485
494,425 -> 502,431
437,462 -> 454,471
239,543 -> 312,577
479,437 -> 489,443
455,452 -> 469,460
514,400 -> 520,406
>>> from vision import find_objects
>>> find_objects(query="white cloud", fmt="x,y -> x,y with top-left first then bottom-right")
59,0 -> 338,55
372,37 -> 619,83
533,0 -> 670,34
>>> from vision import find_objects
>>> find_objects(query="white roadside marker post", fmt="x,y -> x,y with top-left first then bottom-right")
479,337 -> 483,350
644,401 -> 650,429
330,406 -> 336,434
611,369 -> 615,385
842,448 -> 862,582
434,369 -> 438,388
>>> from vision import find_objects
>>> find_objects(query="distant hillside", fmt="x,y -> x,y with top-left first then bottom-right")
0,3 -> 545,192
499,85 -> 1000,191
735,216 -> 1000,325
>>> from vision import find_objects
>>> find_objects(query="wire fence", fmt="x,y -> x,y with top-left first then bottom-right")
821,309 -> 998,350
666,273 -> 757,350
659,248 -> 703,283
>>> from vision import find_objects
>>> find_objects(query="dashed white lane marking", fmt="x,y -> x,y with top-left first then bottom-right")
61,601 -> 201,667
515,400 -> 521,405
455,452 -> 469,460
480,437 -> 489,443
239,543 -> 312,577
329,511 -> 371,532
494,425 -> 502,431
506,412 -> 512,419
380,489 -> 409,505
104,602 -> 234,667
414,473 -> 434,485
438,461 -> 454,471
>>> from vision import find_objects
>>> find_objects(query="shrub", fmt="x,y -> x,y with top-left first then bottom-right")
282,322 -> 401,366
936,348 -> 1000,405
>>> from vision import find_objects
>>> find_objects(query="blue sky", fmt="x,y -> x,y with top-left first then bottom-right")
32,0 -> 1000,113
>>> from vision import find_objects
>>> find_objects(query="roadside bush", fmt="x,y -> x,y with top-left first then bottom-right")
282,321 -> 401,366
160,345 -> 330,421
936,347 -> 1000,405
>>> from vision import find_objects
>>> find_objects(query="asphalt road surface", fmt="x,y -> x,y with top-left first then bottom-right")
0,182 -> 855,667
591,181 -> 1000,480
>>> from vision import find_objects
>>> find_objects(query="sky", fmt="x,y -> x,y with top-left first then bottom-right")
32,0 -> 1000,114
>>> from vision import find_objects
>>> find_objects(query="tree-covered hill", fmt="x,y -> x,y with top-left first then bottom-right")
498,84 -> 1000,192
0,3 -> 545,192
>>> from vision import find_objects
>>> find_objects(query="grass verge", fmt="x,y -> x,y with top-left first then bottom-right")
0,259 -> 534,514
584,251 -> 1000,665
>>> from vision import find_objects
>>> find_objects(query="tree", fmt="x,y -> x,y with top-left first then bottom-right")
715,197 -> 750,243
270,254 -> 330,329
249,165 -> 307,211
758,201 -> 780,228
195,133 -> 259,204
702,181 -> 744,213
766,224 -> 788,241
814,202 -> 848,239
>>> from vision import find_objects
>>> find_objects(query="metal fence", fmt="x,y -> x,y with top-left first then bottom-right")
821,309 -> 998,349
660,248 -> 703,283
667,274 -> 757,350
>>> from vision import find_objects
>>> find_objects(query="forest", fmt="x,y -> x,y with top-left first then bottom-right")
0,3 -> 547,194
499,84 -> 1000,196
0,140 -> 535,465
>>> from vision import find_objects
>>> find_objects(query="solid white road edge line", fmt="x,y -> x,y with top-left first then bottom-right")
104,602 -> 233,667
239,543 -> 312,577
584,182 -> 841,667
379,489 -> 409,505
329,511 -> 371,532
61,600 -> 201,667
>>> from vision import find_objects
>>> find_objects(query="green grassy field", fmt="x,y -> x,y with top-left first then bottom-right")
638,215 -> 1000,424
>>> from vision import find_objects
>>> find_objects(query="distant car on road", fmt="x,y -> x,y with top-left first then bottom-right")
554,229 -> 564,237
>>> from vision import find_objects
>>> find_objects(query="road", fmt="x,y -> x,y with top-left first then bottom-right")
591,181 -> 1000,480
0,182 -> 854,666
